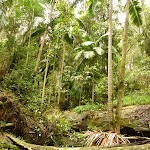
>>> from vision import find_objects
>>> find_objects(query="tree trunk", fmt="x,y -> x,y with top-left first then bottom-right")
108,0 -> 113,131
34,1 -> 55,73
57,38 -> 66,105
21,22 -> 31,46
48,53 -> 56,104
57,1 -> 68,105
92,72 -> 94,105
115,0 -> 130,134
41,45 -> 51,105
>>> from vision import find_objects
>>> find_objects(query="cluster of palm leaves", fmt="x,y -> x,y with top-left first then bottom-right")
85,131 -> 130,146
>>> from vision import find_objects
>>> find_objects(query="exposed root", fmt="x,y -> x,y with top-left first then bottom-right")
85,131 -> 130,146
0,93 -> 28,136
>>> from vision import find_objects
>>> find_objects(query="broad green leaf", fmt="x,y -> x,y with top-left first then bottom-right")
75,50 -> 84,60
74,47 -> 82,51
88,0 -> 93,14
82,41 -> 94,46
31,28 -> 45,37
93,47 -> 104,55
95,33 -> 109,45
76,18 -> 88,32
40,59 -> 47,63
100,32 -> 109,38
84,51 -> 95,59
129,0 -> 142,27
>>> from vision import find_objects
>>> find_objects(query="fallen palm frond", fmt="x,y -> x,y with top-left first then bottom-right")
85,131 -> 130,146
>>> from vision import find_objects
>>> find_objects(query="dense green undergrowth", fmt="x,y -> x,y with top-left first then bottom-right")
72,94 -> 150,113
113,94 -> 150,107
73,104 -> 103,113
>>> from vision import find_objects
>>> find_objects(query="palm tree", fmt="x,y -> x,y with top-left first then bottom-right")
75,40 -> 104,104
115,0 -> 130,134
108,0 -> 113,131
115,0 -> 143,134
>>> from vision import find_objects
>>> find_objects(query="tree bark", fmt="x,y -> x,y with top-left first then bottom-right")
41,43 -> 51,105
115,0 -> 130,134
108,0 -> 113,131
34,1 -> 55,73
92,72 -> 95,105
57,38 -> 66,105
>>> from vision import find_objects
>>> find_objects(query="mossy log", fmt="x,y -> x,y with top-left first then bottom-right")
0,123 -> 14,128
6,134 -> 150,150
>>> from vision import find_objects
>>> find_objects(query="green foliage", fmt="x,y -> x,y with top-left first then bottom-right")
44,110 -> 87,146
95,76 -> 108,102
0,0 -> 150,147
3,68 -> 34,94
113,94 -> 150,107
129,0 -> 142,27
76,18 -> 88,32
73,104 -> 103,113
0,137 -> 19,150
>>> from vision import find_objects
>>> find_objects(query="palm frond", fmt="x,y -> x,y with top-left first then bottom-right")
129,0 -> 142,27
93,47 -> 104,55
85,131 -> 130,146
82,41 -> 94,46
31,28 -> 45,37
76,18 -> 88,32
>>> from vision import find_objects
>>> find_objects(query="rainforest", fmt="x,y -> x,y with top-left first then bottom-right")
0,0 -> 150,149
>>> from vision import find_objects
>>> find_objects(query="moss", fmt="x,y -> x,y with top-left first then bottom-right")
0,139 -> 20,150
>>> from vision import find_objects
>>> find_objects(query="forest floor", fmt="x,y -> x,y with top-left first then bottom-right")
0,93 -> 150,149
122,105 -> 150,128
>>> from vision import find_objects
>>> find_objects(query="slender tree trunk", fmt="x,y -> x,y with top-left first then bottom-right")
57,1 -> 68,105
26,20 -> 33,66
21,22 -> 31,46
41,45 -> 51,105
35,1 -> 55,73
57,39 -> 66,105
48,53 -> 56,104
115,0 -> 130,134
79,85 -> 82,106
92,72 -> 95,105
108,0 -> 113,131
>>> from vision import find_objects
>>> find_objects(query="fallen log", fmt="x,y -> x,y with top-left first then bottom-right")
124,136 -> 150,140
6,133 -> 150,150
0,123 -> 14,128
